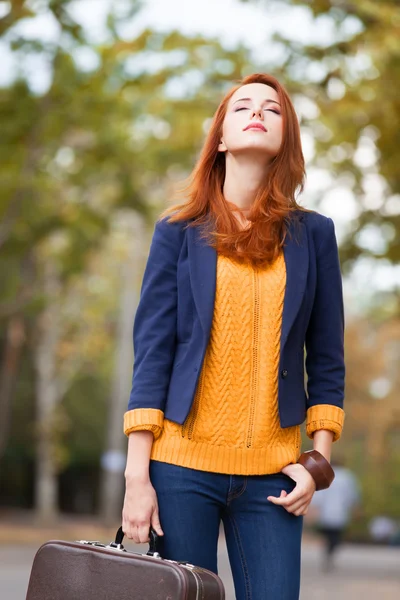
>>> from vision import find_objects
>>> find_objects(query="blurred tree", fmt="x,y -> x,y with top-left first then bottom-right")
242,0 -> 400,274
99,212 -> 146,525
3,0 -> 396,525
0,316 -> 25,457
343,318 -> 400,517
0,0 -> 251,519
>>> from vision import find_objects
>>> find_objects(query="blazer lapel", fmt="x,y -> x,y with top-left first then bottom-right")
187,225 -> 217,336
281,215 -> 309,348
187,215 -> 309,345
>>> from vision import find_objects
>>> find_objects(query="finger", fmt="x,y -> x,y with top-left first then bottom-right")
122,517 -> 133,541
292,503 -> 309,516
151,511 -> 164,536
138,523 -> 151,543
268,489 -> 303,505
284,492 -> 313,510
268,496 -> 288,505
285,499 -> 310,515
281,485 -> 313,506
125,523 -> 140,543
266,489 -> 287,502
295,506 -> 308,517
127,521 -> 143,544
122,510 -> 138,541
132,525 -> 141,544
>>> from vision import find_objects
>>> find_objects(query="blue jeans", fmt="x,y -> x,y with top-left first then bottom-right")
149,460 -> 303,600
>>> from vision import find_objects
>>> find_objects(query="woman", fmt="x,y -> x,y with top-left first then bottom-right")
122,73 -> 345,600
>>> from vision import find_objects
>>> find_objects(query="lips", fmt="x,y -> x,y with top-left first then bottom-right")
244,122 -> 267,132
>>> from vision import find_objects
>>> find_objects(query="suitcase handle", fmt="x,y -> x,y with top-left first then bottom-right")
114,526 -> 161,557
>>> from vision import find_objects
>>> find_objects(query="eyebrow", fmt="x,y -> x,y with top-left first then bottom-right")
232,97 -> 281,106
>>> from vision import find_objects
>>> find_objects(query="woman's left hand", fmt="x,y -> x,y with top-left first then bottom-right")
267,463 -> 316,516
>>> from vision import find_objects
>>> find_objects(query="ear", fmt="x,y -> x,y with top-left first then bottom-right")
218,138 -> 227,152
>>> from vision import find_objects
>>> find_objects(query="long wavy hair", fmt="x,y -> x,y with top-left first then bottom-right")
161,73 -> 306,265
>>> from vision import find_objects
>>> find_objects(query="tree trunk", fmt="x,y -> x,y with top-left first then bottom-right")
34,264 -> 62,524
0,315 -> 25,460
99,213 -> 144,525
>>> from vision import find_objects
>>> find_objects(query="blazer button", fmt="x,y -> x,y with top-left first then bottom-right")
281,369 -> 288,379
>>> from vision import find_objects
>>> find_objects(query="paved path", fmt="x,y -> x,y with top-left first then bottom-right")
1,540 -> 399,599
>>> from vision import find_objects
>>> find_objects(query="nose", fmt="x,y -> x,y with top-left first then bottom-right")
251,106 -> 264,120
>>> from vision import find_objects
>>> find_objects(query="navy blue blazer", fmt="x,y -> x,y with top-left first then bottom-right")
128,211 -> 345,429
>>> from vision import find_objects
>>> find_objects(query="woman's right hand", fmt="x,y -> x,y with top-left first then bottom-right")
122,475 -> 164,543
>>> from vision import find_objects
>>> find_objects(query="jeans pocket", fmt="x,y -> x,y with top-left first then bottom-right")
270,471 -> 296,493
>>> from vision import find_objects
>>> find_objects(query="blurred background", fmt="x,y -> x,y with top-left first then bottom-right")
0,0 -> 399,598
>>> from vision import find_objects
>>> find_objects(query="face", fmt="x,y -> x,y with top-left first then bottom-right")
218,83 -> 283,161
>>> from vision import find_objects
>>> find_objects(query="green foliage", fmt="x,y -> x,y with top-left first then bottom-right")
0,0 -> 253,365
242,0 -> 400,271
63,374 -> 109,466
0,0 -> 253,509
0,3 -> 251,314
2,0 -> 398,520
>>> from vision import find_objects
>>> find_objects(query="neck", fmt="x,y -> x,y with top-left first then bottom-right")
222,152 -> 272,213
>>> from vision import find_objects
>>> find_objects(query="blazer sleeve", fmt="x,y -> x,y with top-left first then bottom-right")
305,217 -> 345,442
123,218 -> 182,439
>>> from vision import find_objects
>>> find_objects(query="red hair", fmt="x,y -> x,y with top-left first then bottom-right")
162,73 -> 306,265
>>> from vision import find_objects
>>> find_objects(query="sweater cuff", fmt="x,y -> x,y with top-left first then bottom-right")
124,408 -> 164,440
306,404 -> 345,442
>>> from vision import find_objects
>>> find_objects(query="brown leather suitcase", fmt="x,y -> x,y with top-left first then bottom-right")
25,526 -> 225,599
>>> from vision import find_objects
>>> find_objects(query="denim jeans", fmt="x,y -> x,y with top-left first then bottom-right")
149,460 -> 303,600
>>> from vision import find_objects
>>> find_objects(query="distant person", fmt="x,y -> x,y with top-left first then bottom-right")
369,515 -> 400,545
122,73 -> 346,599
311,459 -> 361,571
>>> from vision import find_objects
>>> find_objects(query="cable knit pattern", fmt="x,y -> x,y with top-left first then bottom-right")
150,252 -> 302,475
125,253 -> 345,475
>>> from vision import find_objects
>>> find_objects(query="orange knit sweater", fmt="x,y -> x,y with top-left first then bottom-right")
124,252 -> 345,475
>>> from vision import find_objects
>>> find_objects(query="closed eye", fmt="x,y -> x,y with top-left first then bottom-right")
234,107 -> 281,115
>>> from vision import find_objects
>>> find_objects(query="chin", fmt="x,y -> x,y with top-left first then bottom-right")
232,144 -> 278,157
